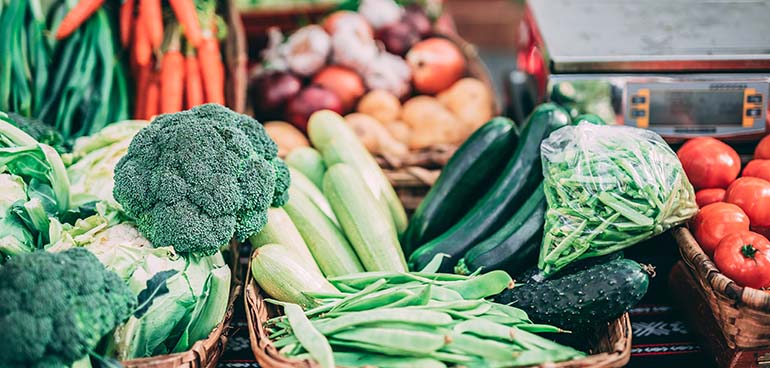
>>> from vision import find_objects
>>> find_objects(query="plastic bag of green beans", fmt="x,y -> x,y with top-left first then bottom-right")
538,122 -> 697,276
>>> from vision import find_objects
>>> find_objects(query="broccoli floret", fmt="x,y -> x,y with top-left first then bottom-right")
0,248 -> 135,368
6,113 -> 66,154
113,104 -> 289,255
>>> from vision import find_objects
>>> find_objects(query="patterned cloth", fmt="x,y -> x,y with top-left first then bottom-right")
220,234 -> 713,368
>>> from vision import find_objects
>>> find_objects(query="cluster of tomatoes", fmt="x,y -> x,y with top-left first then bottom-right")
679,136 -> 770,289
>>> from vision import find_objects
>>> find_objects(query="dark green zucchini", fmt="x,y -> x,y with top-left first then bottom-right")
454,182 -> 545,275
496,258 -> 650,331
573,114 -> 607,126
408,103 -> 571,272
402,117 -> 519,256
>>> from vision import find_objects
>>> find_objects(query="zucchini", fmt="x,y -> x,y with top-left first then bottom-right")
323,163 -> 407,272
251,243 -> 338,309
286,147 -> 326,189
402,117 -> 519,255
289,167 -> 338,226
409,103 -> 571,272
284,186 -> 365,277
454,183 -> 545,275
248,207 -> 317,269
308,110 -> 408,236
496,258 -> 649,331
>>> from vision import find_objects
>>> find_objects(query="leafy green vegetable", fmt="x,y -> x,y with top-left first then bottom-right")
0,248 -> 135,368
67,120 -> 148,207
6,112 -> 65,153
538,122 -> 697,276
113,104 -> 290,255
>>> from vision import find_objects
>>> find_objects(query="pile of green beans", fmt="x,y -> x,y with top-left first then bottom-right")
0,0 -> 129,143
266,268 -> 585,368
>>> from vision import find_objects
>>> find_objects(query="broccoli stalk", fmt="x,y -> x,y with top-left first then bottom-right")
113,104 -> 290,255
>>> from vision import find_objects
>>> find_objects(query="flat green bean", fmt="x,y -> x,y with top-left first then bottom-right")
333,351 -> 447,368
442,270 -> 514,299
314,308 -> 452,334
330,327 -> 446,355
284,303 -> 335,368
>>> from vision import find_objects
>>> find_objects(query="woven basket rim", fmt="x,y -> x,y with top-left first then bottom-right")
674,226 -> 770,312
244,258 -> 631,368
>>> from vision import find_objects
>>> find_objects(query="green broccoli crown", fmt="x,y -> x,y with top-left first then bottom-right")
113,104 -> 289,255
0,248 -> 135,368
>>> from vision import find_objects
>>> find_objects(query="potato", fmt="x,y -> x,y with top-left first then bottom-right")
401,96 -> 464,150
438,78 -> 493,131
384,120 -> 411,145
345,113 -> 408,157
263,121 -> 309,157
357,90 -> 402,123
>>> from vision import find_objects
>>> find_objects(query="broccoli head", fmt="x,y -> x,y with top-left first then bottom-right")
113,104 -> 289,255
0,248 -> 135,368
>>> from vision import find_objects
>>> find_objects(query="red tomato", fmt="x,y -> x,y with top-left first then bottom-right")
713,231 -> 770,289
755,135 -> 770,159
695,188 -> 726,208
725,177 -> 770,227
743,160 -> 770,182
691,202 -> 750,256
677,137 -> 741,190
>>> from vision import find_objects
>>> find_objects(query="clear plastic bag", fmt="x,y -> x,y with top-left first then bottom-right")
538,122 -> 697,276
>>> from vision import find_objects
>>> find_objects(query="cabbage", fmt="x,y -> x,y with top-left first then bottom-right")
67,120 -> 148,206
47,207 -> 232,359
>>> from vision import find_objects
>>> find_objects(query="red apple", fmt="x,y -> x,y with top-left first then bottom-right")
286,86 -> 344,132
406,38 -> 466,94
312,66 -> 365,112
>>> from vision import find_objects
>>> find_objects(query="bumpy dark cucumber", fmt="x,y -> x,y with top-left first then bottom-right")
497,258 -> 649,331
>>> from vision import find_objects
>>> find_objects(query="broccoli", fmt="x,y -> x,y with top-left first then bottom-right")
6,113 -> 66,154
0,248 -> 135,368
113,104 -> 290,255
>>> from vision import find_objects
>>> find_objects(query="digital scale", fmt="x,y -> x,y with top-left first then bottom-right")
510,0 -> 770,143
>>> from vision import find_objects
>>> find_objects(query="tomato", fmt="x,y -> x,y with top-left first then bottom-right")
691,202 -> 750,256
755,135 -> 770,160
695,188 -> 726,208
677,137 -> 741,190
743,160 -> 770,182
713,231 -> 770,289
725,177 -> 770,227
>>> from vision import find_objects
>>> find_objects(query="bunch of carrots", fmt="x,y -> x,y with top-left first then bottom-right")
56,0 -> 227,120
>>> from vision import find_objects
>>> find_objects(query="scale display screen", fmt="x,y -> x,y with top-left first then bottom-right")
649,90 -> 744,126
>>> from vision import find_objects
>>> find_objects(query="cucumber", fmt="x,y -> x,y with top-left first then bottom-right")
284,186 -> 365,277
308,110 -> 408,236
454,183 -> 545,275
323,163 -> 407,272
289,167 -> 339,226
251,243 -> 338,309
286,147 -> 326,189
496,258 -> 649,331
402,117 -> 519,255
248,207 -> 318,269
409,103 -> 571,272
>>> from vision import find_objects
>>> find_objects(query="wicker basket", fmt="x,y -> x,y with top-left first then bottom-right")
244,263 -> 631,368
122,241 -> 244,368
673,226 -> 770,349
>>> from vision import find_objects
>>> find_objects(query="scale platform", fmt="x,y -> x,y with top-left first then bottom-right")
528,0 -> 770,73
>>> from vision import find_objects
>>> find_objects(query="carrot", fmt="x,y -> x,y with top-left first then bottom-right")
140,0 -> 164,49
144,70 -> 160,120
119,0 -> 135,47
133,14 -> 152,66
133,63 -> 151,118
185,53 -> 204,109
55,0 -> 105,40
169,0 -> 203,47
160,51 -> 185,113
197,32 -> 225,105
